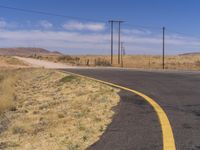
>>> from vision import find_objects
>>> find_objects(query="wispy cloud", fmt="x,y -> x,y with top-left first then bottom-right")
1,28 -> 200,54
0,18 -> 200,54
62,21 -> 105,31
0,19 -> 7,28
38,20 -> 53,29
0,29 -> 110,54
122,28 -> 152,35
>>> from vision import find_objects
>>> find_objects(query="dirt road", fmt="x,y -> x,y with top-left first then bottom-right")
15,56 -> 75,69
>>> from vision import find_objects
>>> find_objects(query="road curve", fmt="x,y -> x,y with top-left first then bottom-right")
62,68 -> 200,150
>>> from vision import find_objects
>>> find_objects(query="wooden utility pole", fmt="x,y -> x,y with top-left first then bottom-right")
109,20 -> 114,64
121,42 -> 124,67
109,20 -> 124,65
162,27 -> 165,69
118,22 -> 121,64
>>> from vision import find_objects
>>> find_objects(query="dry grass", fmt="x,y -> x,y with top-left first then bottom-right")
0,69 -> 120,150
31,54 -> 200,70
0,56 -> 29,113
74,55 -> 200,70
0,70 -> 19,114
0,56 -> 27,68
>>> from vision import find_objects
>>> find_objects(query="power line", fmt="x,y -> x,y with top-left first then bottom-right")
124,23 -> 162,30
1,4 -> 200,40
0,4 -> 106,23
0,4 -> 163,31
167,29 -> 200,39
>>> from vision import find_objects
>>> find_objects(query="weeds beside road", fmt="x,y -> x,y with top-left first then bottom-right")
0,68 -> 120,150
30,54 -> 200,70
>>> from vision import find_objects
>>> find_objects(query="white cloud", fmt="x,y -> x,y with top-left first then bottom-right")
0,19 -> 7,28
62,21 -> 105,31
39,20 -> 53,29
0,28 -> 200,55
122,29 -> 152,35
0,29 -> 110,54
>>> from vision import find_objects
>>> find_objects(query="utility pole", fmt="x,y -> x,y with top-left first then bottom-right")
162,27 -> 165,69
109,20 -> 124,65
118,22 -> 121,64
121,42 -> 124,68
109,20 -> 114,64
118,21 -> 124,64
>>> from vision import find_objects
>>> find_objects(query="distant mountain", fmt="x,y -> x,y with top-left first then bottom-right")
180,52 -> 200,56
0,47 -> 63,56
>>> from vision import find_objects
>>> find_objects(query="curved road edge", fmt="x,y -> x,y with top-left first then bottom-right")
62,70 -> 176,150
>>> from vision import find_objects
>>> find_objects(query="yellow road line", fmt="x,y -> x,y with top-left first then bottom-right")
63,71 -> 176,150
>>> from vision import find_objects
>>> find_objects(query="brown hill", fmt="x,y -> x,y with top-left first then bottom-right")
179,52 -> 200,56
0,47 -> 63,56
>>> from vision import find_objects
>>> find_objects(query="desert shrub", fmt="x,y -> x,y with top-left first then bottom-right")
57,55 -> 73,61
67,143 -> 80,150
0,71 -> 16,114
82,135 -> 88,142
59,75 -> 77,83
58,113 -> 65,118
0,75 -> 4,82
36,55 -> 42,59
57,55 -> 80,65
9,106 -> 17,112
95,58 -> 111,66
195,60 -> 200,67
12,126 -> 25,134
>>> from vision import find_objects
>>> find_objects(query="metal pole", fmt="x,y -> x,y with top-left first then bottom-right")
118,22 -> 121,64
162,27 -> 165,69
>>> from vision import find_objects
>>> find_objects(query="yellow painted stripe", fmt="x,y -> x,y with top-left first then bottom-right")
62,71 -> 176,150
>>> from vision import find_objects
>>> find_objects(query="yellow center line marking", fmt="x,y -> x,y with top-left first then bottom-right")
62,71 -> 176,150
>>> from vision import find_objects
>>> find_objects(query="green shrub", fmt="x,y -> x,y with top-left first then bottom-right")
59,75 -> 77,83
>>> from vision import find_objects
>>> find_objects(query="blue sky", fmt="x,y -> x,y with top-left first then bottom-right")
0,0 -> 200,55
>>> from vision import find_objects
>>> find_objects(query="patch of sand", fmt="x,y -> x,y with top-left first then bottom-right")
15,57 -> 75,69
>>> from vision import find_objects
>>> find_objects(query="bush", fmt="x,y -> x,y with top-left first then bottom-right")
12,126 -> 25,134
57,56 -> 80,65
58,113 -> 65,118
59,75 -> 77,83
57,55 -> 73,61
95,58 -> 111,66
195,60 -> 200,67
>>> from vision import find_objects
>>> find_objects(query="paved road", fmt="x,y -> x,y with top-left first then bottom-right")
62,68 -> 200,150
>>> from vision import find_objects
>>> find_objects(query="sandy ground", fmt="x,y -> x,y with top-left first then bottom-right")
15,57 -> 76,69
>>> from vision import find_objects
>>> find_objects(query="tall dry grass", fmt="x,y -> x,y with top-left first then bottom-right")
0,70 -> 17,114
0,69 -> 120,150
0,56 -> 27,68
74,55 -> 200,70
30,54 -> 200,70
0,56 -> 29,114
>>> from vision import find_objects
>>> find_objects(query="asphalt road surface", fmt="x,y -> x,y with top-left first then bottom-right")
62,68 -> 200,150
